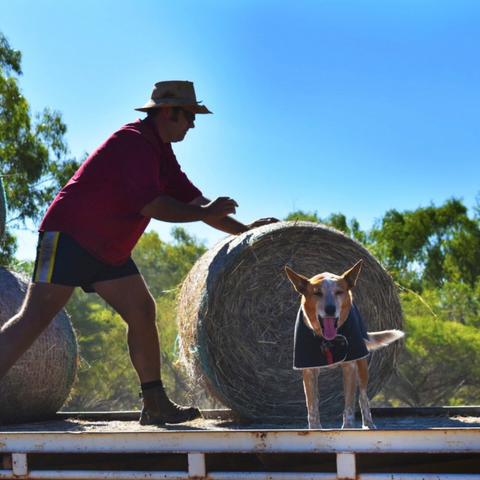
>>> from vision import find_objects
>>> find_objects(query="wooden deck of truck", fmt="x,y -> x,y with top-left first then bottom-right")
1,407 -> 480,479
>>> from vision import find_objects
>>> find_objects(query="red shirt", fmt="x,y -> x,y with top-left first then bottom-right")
40,118 -> 202,265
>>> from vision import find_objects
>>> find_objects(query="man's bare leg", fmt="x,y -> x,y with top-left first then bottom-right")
0,282 -> 75,380
93,274 -> 160,383
93,274 -> 200,424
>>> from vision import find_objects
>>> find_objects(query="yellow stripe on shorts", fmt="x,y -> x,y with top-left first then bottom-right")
34,232 -> 60,283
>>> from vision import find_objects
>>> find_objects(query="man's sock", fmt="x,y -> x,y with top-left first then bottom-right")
140,380 -> 163,391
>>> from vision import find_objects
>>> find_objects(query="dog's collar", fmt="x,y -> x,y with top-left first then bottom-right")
320,336 -> 348,365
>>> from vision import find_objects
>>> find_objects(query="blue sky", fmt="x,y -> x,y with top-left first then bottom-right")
2,0 -> 480,260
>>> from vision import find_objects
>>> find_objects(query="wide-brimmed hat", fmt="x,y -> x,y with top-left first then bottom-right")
135,80 -> 212,114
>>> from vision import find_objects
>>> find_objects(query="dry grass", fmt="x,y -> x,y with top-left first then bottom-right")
177,221 -> 404,423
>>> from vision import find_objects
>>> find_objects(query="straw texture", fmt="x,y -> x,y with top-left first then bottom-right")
0,269 -> 78,424
177,221 -> 404,423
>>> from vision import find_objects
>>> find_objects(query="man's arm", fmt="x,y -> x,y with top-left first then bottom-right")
140,194 -> 238,224
189,195 -> 280,235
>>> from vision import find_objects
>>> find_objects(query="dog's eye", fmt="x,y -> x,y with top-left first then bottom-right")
313,292 -> 323,297
335,291 -> 344,295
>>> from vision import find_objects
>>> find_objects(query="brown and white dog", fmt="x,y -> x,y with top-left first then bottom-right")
285,260 -> 404,429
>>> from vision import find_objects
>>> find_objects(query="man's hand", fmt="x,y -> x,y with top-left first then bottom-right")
201,197 -> 239,221
244,217 -> 280,231
141,195 -> 237,224
188,195 -> 280,235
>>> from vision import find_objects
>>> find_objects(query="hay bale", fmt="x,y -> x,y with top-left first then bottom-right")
177,221 -> 404,423
0,269 -> 78,424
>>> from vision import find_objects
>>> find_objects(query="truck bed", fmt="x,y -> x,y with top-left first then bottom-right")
1,407 -> 480,479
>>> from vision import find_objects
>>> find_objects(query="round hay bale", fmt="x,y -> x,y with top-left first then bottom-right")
0,177 -> 6,241
0,269 -> 78,424
177,221 -> 404,423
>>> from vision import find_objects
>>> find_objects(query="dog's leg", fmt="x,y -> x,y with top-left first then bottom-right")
302,368 -> 321,429
357,357 -> 376,429
341,362 -> 358,428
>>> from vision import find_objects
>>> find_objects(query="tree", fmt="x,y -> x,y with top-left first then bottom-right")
0,177 -> 5,241
370,198 -> 480,290
284,210 -> 368,244
132,228 -> 207,298
382,289 -> 480,407
446,201 -> 480,288
0,32 -> 80,265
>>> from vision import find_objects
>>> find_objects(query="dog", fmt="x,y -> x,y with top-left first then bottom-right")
285,260 -> 404,429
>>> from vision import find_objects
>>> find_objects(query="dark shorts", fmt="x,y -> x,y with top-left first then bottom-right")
32,231 -> 139,293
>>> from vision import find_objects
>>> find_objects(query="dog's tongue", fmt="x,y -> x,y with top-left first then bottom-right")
322,317 -> 337,340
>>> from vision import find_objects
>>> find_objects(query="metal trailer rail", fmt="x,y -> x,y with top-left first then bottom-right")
1,408 -> 480,479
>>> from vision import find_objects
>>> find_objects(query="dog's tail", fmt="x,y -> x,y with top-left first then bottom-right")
365,330 -> 404,351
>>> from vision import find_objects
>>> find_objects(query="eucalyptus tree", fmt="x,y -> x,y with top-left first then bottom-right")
0,32 -> 80,264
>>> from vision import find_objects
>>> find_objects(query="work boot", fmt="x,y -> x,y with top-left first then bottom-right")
139,384 -> 201,426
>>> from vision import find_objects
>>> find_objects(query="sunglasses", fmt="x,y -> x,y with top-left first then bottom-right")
180,108 -> 196,123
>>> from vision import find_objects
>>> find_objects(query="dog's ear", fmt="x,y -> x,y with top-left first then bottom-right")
285,266 -> 310,295
342,260 -> 363,289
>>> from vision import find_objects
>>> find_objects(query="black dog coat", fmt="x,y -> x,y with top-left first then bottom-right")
293,303 -> 370,369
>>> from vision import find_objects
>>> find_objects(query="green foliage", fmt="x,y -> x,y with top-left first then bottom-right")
284,209 -> 322,224
370,198 -> 480,290
385,290 -> 480,407
0,32 -> 80,266
132,228 -> 207,298
285,209 -> 368,244
0,177 -> 5,240
67,302 -> 139,410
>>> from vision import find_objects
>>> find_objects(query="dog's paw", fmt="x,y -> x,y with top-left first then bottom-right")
362,422 -> 377,430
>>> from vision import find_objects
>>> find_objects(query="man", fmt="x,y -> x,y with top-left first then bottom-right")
0,80 -> 278,425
